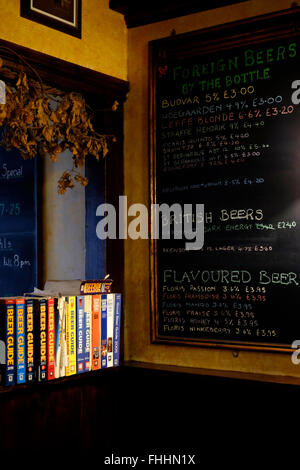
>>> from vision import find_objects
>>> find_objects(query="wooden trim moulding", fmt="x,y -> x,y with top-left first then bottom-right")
123,360 -> 300,386
109,0 -> 248,29
0,37 -> 129,104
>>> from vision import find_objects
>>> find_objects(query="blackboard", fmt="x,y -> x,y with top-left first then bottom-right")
0,145 -> 38,297
85,155 -> 106,280
149,9 -> 300,351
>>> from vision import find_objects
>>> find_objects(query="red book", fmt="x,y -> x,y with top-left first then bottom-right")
92,294 -> 101,370
47,298 -> 56,380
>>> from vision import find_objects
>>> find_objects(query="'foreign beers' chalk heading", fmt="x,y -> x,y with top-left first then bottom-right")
165,42 -> 297,92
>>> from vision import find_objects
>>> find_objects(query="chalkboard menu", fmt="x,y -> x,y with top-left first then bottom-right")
149,9 -> 300,351
0,145 -> 38,297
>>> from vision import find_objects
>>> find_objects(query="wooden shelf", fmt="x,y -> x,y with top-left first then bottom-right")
0,366 -> 120,395
123,360 -> 300,386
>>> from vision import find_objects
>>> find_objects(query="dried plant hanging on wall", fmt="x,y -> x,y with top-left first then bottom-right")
0,48 -> 118,193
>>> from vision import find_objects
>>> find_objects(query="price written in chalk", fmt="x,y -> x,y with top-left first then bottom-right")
205,86 -> 255,102
0,202 -> 21,216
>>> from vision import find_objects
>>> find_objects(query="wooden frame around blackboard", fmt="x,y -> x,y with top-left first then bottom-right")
149,7 -> 300,353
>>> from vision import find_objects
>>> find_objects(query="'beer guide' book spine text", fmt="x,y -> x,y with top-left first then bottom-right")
16,298 -> 26,384
47,297 -> 56,380
25,298 -> 38,383
0,298 -> 15,386
38,298 -> 47,381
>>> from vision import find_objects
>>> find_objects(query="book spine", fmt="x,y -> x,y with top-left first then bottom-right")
47,298 -> 56,380
76,296 -> 85,374
26,299 -> 36,383
55,297 -> 67,379
16,298 -> 26,384
38,299 -> 47,381
66,296 -> 76,376
84,295 -> 92,372
106,294 -> 114,368
0,302 -> 5,385
113,294 -> 121,367
92,294 -> 101,370
101,294 -> 107,369
65,297 -> 70,376
1,299 -> 16,386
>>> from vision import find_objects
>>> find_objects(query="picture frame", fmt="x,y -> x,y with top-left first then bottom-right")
20,0 -> 82,38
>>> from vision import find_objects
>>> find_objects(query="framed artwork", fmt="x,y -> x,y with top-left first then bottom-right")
20,0 -> 82,38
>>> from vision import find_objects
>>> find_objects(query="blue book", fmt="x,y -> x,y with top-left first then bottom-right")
76,296 -> 86,374
0,298 -> 16,386
113,294 -> 122,367
16,298 -> 26,384
100,294 -> 107,368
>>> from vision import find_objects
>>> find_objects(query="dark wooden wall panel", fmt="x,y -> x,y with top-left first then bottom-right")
0,369 -> 120,451
0,365 -> 299,456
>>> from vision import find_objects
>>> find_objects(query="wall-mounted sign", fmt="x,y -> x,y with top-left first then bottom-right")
0,146 -> 38,297
150,8 -> 300,352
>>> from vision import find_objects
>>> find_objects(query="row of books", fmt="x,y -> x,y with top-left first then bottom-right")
0,293 -> 121,386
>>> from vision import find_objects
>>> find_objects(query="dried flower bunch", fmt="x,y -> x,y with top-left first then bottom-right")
0,56 -> 118,194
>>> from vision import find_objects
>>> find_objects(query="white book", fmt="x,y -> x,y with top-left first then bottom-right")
55,297 -> 68,378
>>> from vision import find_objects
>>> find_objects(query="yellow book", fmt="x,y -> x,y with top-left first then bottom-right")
65,296 -> 77,376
